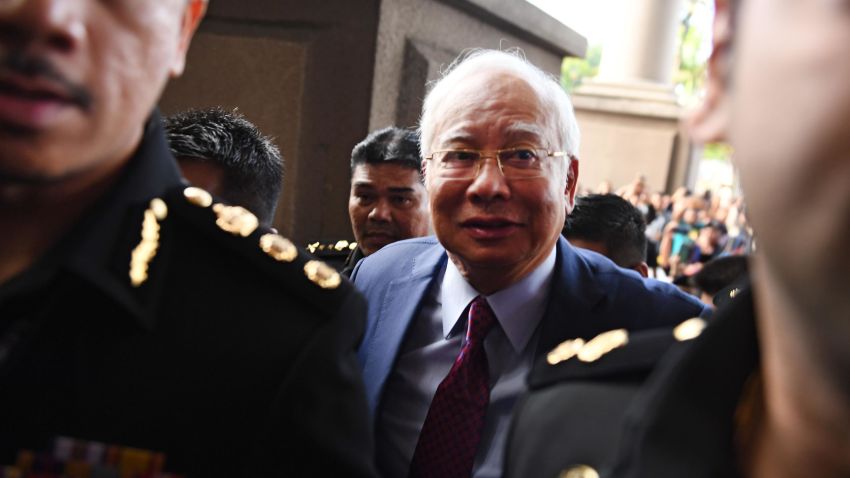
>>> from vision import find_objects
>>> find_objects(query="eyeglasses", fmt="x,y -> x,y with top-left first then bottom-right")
424,147 -> 569,180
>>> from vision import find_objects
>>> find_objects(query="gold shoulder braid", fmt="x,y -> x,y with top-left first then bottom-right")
212,203 -> 259,237
303,260 -> 341,289
129,198 -> 167,287
259,233 -> 297,263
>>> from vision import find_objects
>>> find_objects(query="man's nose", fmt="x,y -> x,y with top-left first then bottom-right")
368,199 -> 392,222
467,157 -> 511,202
0,0 -> 85,54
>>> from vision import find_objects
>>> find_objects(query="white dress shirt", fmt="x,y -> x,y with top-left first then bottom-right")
375,247 -> 557,478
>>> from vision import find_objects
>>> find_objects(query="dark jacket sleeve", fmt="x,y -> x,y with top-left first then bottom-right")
248,288 -> 377,477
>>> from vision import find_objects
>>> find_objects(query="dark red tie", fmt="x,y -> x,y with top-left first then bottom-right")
408,295 -> 497,478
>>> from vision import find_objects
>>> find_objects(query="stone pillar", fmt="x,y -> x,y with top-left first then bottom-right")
572,0 -> 694,195
597,0 -> 683,86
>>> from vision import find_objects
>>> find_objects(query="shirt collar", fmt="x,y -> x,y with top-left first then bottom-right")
440,246 -> 557,353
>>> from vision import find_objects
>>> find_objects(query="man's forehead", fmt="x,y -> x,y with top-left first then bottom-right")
436,121 -> 547,146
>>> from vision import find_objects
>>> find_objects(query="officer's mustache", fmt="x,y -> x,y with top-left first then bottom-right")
0,50 -> 93,111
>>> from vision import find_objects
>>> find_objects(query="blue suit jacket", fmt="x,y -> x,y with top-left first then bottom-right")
350,236 -> 711,413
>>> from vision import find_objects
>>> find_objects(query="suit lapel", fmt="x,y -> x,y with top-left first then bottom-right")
535,238 -> 607,357
360,244 -> 446,413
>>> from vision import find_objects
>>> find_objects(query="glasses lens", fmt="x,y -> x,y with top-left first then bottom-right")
499,148 -> 543,178
434,150 -> 479,178
431,148 -> 549,179
440,150 -> 480,168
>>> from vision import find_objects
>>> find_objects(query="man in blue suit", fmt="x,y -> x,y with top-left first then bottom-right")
351,50 -> 710,478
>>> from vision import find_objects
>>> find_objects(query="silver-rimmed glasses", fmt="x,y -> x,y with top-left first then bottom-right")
424,147 -> 569,179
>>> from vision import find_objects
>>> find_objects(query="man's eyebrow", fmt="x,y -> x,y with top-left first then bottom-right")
502,122 -> 546,142
439,132 -> 477,146
388,187 -> 416,193
352,181 -> 376,189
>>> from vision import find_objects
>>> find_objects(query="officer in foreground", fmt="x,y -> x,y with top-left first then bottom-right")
507,0 -> 850,477
0,1 -> 374,476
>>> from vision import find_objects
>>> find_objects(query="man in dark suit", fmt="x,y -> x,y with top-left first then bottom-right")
0,1 -> 374,476
351,49 -> 709,478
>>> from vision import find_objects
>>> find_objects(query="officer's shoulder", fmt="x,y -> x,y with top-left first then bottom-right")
530,317 -> 709,389
158,186 -> 356,312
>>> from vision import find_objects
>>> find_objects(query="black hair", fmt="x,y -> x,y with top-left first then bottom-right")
692,255 -> 749,296
564,194 -> 647,268
350,127 -> 421,173
164,107 -> 283,225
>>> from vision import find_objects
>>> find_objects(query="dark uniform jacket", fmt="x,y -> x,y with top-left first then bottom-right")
609,284 -> 756,478
0,114 -> 376,477
505,283 -> 752,478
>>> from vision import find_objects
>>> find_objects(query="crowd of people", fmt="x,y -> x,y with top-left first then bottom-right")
1,0 -> 849,477
573,176 -> 754,305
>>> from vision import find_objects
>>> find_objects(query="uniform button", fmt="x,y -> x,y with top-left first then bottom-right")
212,203 -> 259,237
183,186 -> 213,208
729,287 -> 741,299
260,233 -> 298,262
559,464 -> 600,478
304,260 -> 341,289
674,317 -> 707,342
149,197 -> 168,220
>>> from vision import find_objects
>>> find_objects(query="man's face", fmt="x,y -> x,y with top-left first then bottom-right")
728,0 -> 850,310
348,162 -> 429,256
0,0 -> 202,182
425,72 -> 577,284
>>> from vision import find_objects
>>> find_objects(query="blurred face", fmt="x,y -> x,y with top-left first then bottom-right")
0,0 -> 203,182
348,162 -> 429,256
425,72 -> 577,288
729,0 -> 850,310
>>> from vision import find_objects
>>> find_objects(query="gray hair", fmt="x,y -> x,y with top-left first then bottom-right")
418,49 -> 580,159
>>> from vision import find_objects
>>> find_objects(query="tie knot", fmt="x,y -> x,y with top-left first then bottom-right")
466,296 -> 496,345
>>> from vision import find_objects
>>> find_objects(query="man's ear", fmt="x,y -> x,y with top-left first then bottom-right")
688,0 -> 733,143
169,0 -> 207,78
565,157 -> 580,214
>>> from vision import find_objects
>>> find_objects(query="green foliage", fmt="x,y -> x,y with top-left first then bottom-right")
559,0 -> 710,104
675,0 -> 710,105
561,44 -> 602,92
702,142 -> 733,160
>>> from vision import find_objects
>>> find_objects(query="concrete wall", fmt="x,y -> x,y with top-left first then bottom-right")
575,108 -> 681,194
160,0 -> 380,244
369,0 -> 586,131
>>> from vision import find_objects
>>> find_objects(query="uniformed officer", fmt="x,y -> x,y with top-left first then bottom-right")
507,0 -> 850,476
504,317 -> 709,478
308,127 -> 430,276
0,1 -> 375,477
